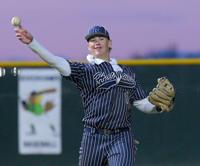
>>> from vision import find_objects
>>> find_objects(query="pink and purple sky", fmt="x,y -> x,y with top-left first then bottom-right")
1,0 -> 200,61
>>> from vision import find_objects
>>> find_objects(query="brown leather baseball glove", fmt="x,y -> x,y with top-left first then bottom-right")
148,77 -> 175,112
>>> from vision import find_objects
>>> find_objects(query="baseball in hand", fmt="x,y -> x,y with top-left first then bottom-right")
11,16 -> 21,26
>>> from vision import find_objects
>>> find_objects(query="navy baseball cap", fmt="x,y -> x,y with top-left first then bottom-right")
85,26 -> 110,41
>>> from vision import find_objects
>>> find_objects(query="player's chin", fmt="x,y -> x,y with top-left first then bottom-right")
93,51 -> 106,58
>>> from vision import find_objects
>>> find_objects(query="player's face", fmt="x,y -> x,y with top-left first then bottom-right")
88,36 -> 112,60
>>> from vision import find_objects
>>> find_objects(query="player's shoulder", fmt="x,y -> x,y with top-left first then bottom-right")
67,60 -> 87,66
68,60 -> 96,71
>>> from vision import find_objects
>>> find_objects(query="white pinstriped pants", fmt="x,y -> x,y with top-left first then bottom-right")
79,128 -> 136,166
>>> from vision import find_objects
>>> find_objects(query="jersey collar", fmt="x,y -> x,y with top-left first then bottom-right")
86,54 -> 118,65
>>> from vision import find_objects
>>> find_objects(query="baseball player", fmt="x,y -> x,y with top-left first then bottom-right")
14,24 -> 175,166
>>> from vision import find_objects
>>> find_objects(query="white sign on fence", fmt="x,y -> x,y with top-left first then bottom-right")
18,68 -> 62,154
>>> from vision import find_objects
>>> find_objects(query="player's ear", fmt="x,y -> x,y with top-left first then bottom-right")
108,40 -> 112,50
87,44 -> 92,52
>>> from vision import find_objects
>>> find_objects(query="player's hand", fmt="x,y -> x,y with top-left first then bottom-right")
14,27 -> 33,44
148,77 -> 175,112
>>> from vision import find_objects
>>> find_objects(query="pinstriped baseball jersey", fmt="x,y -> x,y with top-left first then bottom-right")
64,60 -> 147,129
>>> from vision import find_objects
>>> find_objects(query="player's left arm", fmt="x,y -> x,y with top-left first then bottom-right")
130,72 -> 162,114
133,97 -> 160,114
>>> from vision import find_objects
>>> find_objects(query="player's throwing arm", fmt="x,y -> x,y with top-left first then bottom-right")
11,16 -> 71,76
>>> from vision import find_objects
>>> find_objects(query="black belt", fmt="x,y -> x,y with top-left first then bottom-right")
84,126 -> 130,135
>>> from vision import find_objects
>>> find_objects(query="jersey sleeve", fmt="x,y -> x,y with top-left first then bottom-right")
63,61 -> 86,89
129,67 -> 148,102
131,80 -> 147,100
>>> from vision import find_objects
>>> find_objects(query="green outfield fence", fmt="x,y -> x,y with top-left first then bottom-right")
0,59 -> 200,166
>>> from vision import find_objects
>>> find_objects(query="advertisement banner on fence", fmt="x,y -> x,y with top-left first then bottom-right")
18,68 -> 62,154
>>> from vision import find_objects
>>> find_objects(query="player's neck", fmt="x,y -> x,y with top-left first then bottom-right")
94,54 -> 110,62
